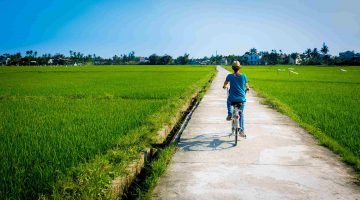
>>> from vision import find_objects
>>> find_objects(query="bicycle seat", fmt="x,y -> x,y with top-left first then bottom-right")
231,102 -> 243,107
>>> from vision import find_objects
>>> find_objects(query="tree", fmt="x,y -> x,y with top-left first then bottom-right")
9,53 -> 22,65
23,50 -> 35,65
122,54 -> 128,63
311,48 -> 319,58
175,53 -> 189,65
278,50 -> 289,64
128,51 -> 135,62
210,55 -> 222,65
250,48 -> 257,54
85,54 -> 93,64
25,50 -> 33,57
321,42 -> 329,55
306,48 -> 321,65
112,55 -> 121,64
226,55 -> 241,64
264,50 -> 280,65
290,53 -> 298,60
320,43 -> 330,65
160,55 -> 173,65
149,54 -> 160,65
258,51 -> 267,57
305,48 -> 312,59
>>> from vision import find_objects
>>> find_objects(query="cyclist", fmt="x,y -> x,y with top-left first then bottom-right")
222,60 -> 250,137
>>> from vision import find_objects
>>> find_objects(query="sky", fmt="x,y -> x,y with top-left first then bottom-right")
1,0 -> 360,58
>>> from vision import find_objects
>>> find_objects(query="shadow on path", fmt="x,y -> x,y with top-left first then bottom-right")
178,134 -> 237,151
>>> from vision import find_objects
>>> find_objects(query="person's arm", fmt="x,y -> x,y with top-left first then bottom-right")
223,74 -> 229,89
223,80 -> 229,89
244,74 -> 250,92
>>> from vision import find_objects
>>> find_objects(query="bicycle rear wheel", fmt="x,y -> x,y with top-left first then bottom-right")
235,127 -> 238,146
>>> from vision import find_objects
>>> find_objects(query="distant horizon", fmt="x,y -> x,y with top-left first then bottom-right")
1,0 -> 359,58
1,45 -> 359,60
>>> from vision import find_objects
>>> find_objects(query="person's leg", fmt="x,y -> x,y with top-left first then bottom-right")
239,103 -> 245,132
226,99 -> 232,120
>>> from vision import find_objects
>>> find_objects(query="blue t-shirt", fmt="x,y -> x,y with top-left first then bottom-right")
226,73 -> 247,102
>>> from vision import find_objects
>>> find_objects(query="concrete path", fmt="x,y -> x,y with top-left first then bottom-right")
153,66 -> 360,200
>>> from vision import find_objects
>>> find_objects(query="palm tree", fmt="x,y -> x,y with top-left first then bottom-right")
312,48 -> 319,58
321,42 -> 329,55
25,50 -> 32,57
305,48 -> 312,58
250,48 -> 257,54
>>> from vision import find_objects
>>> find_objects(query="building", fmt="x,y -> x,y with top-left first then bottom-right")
200,59 -> 210,65
189,60 -> 201,65
220,58 -> 228,65
48,58 -> 71,65
244,53 -> 260,65
73,62 -> 83,66
289,55 -> 301,65
139,57 -> 149,63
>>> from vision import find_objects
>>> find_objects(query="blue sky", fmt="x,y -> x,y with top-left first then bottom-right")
1,0 -> 359,58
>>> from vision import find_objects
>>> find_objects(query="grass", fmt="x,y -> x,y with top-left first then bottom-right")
226,65 -> 360,170
122,145 -> 177,200
0,65 -> 215,199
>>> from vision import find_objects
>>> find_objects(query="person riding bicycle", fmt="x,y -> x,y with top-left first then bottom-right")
223,60 -> 250,136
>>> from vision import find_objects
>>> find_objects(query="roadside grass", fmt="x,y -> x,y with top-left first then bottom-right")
122,145 -> 177,200
225,65 -> 360,171
0,65 -> 215,199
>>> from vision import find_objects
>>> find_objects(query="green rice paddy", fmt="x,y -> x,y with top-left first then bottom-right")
227,65 -> 360,168
0,65 -> 214,199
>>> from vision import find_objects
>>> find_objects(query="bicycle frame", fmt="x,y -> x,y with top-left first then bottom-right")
232,105 -> 240,130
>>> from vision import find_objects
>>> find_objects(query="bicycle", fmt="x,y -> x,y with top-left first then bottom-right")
226,87 -> 246,146
230,102 -> 245,146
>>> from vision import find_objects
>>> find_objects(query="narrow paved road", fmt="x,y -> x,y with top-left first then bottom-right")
153,66 -> 360,200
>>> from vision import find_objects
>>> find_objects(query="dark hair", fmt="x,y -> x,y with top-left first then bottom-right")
232,65 -> 240,72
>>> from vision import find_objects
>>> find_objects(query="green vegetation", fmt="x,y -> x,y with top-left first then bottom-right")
0,65 -> 215,199
123,145 -> 177,200
226,65 -> 360,169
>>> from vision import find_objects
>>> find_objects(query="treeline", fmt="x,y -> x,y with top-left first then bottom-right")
1,43 -> 360,66
148,53 -> 189,65
0,50 -> 191,66
211,43 -> 360,66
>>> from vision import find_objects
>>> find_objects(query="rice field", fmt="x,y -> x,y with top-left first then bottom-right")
0,65 -> 214,199
227,65 -> 360,167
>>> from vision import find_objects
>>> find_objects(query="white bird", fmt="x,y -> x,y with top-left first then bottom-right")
340,68 -> 347,72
